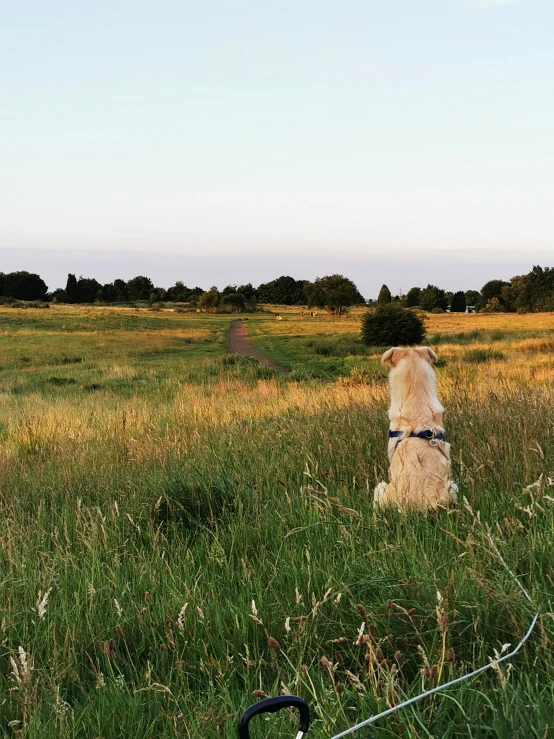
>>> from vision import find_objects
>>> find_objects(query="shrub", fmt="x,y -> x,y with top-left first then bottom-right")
361,304 -> 426,347
431,307 -> 445,314
481,297 -> 504,313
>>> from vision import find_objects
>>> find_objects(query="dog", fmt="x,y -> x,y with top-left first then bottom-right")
374,346 -> 458,511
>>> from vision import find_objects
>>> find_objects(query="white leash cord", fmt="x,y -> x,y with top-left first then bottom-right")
329,533 -> 539,739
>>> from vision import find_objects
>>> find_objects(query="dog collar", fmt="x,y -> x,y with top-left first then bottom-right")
389,429 -> 445,447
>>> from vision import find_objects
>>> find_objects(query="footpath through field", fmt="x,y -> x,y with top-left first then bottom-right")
226,319 -> 289,373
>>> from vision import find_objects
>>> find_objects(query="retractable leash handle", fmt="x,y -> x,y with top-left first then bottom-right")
238,696 -> 310,739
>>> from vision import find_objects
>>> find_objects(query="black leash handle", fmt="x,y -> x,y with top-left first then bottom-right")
238,695 -> 310,739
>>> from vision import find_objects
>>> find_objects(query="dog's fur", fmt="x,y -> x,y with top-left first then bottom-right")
374,346 -> 458,511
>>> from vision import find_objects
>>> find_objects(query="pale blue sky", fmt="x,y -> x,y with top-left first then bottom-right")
1,0 -> 553,295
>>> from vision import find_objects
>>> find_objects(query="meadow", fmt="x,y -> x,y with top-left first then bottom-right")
0,305 -> 553,738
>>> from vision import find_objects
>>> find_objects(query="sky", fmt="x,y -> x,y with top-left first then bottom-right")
1,0 -> 553,297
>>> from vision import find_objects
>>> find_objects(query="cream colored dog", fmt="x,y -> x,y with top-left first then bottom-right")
374,346 -> 458,511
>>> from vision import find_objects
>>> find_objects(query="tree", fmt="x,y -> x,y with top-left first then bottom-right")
65,274 -> 79,303
220,292 -> 246,312
236,283 -> 257,300
450,291 -> 466,313
113,279 -> 128,301
377,284 -> 392,305
500,275 -> 527,313
361,304 -> 426,347
419,284 -> 447,312
165,281 -> 202,302
406,287 -> 421,307
198,286 -> 220,311
188,287 -> 204,302
478,280 -> 508,311
149,288 -> 166,303
76,276 -> 102,303
99,283 -> 118,302
126,276 -> 154,301
303,274 -> 362,315
1,271 -> 48,301
256,276 -> 305,305
506,266 -> 554,313
165,281 -> 185,301
50,288 -> 67,303
465,290 -> 480,307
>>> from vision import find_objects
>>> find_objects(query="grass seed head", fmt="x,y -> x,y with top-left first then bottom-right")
176,604 -> 188,631
36,588 -> 52,620
268,637 -> 281,651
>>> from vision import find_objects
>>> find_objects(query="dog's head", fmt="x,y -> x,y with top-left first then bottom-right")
381,346 -> 438,369
381,347 -> 442,415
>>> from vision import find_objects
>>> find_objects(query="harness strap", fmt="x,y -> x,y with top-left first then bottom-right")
389,429 -> 445,448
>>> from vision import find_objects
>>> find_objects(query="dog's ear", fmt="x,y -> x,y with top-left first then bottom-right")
381,348 -> 398,366
415,346 -> 438,364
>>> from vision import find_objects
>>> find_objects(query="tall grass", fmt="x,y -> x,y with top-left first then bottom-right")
0,306 -> 552,737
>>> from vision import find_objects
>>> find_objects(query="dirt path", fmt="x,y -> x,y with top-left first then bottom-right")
226,320 -> 289,373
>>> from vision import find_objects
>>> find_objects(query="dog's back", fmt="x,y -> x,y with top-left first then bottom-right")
382,436 -> 454,510
374,347 -> 457,511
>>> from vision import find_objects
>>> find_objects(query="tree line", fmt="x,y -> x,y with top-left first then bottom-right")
1,265 -> 553,314
375,266 -> 554,313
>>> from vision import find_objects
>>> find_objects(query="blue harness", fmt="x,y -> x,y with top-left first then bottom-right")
389,429 -> 445,448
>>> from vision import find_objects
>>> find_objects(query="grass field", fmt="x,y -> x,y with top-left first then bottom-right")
0,305 -> 553,738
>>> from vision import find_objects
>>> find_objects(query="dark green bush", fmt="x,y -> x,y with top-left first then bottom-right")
361,304 -> 426,347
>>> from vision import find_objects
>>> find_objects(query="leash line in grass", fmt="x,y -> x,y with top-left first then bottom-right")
327,529 -> 539,739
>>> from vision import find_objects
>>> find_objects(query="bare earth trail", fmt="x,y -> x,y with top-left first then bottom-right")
226,319 -> 289,373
